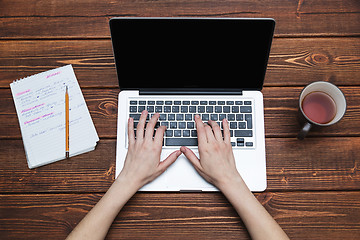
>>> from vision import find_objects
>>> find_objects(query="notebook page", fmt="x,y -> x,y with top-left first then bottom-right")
10,65 -> 99,168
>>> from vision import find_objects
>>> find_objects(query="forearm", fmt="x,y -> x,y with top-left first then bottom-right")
219,177 -> 289,240
66,176 -> 140,240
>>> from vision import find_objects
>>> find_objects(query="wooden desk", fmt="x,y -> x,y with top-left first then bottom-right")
1,1 -> 359,239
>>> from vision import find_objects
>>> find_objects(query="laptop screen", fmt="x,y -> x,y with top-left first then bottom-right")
110,18 -> 275,91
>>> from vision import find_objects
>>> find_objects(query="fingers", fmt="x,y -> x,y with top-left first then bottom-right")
195,115 -> 207,144
180,146 -> 202,170
136,110 -> 148,140
154,125 -> 166,145
158,150 -> 182,173
128,117 -> 135,146
196,115 -> 227,143
208,120 -> 222,141
222,118 -> 231,143
144,112 -> 160,139
134,110 -> 165,144
204,123 -> 216,142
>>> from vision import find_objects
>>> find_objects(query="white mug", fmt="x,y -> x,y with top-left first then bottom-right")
297,81 -> 346,140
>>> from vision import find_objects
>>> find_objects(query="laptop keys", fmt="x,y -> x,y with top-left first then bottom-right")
128,98 -> 255,148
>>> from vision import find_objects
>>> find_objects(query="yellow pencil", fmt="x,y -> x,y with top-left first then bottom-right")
65,86 -> 69,158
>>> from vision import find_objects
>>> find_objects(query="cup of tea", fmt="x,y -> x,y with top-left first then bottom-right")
297,81 -> 346,140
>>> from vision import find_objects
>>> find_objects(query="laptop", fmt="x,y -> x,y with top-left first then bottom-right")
110,18 -> 275,192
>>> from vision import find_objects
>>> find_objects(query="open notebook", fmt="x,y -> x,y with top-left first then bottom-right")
10,65 -> 99,168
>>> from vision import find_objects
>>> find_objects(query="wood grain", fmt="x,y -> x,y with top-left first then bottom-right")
1,0 -> 360,239
0,0 -> 359,39
0,191 -> 359,239
262,86 -> 360,138
0,40 -> 117,88
0,137 -> 358,193
1,86 -> 359,139
268,38 -> 360,87
0,139 -> 115,193
0,37 -> 358,88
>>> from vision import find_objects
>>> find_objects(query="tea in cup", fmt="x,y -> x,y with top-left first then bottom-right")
297,81 -> 346,140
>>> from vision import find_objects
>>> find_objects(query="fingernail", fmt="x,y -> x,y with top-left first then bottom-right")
195,114 -> 200,119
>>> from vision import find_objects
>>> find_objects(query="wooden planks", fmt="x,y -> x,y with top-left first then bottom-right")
0,0 -> 359,39
265,137 -> 360,190
0,40 -> 117,88
268,38 -> 360,87
1,0 -> 359,239
262,86 -> 360,137
0,139 -> 116,193
1,86 -> 360,139
0,138 -> 358,193
0,37 -> 359,88
1,191 -> 359,239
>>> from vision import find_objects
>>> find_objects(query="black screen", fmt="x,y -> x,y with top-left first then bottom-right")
110,18 -> 275,91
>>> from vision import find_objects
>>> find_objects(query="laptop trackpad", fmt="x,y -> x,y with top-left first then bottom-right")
162,150 -> 215,191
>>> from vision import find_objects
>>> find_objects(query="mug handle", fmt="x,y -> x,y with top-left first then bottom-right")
297,122 -> 312,140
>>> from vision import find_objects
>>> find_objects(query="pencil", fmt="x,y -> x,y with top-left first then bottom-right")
65,86 -> 69,158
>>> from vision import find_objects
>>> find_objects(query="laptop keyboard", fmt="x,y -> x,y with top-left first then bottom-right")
128,98 -> 255,148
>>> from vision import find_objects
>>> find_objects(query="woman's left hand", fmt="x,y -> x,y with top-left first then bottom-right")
118,110 -> 181,188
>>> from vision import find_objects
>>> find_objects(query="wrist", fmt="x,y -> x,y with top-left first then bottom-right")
217,173 -> 248,195
114,174 -> 142,195
116,168 -> 147,190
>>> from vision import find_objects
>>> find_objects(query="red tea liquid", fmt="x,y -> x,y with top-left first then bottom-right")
302,91 -> 337,124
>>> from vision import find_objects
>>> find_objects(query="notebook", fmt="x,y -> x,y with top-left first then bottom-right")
110,18 -> 275,191
10,65 -> 99,168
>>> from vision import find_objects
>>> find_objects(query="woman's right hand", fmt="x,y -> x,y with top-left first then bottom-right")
180,115 -> 243,190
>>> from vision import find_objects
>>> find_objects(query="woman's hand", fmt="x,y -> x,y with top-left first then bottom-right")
180,115 -> 242,189
66,110 -> 181,240
119,110 -> 181,189
181,115 -> 290,240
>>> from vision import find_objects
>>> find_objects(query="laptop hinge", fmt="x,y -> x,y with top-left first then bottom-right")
139,89 -> 243,95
